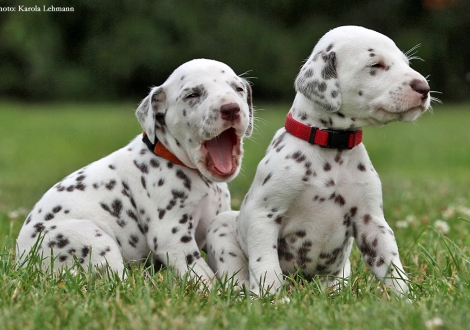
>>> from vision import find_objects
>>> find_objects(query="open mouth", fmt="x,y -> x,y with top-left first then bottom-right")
203,127 -> 240,178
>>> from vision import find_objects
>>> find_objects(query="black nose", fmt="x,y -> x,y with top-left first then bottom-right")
410,79 -> 430,100
220,103 -> 240,121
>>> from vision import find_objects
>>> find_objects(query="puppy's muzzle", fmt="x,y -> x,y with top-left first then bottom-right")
220,102 -> 240,121
410,79 -> 430,101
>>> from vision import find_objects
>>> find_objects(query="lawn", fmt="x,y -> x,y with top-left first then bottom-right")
0,101 -> 469,330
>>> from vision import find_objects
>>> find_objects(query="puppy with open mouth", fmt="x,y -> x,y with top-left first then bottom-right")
17,59 -> 253,285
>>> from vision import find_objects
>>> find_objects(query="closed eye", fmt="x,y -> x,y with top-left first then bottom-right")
369,62 -> 384,69
185,92 -> 200,99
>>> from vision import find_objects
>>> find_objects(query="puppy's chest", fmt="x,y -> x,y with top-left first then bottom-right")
278,152 -> 372,275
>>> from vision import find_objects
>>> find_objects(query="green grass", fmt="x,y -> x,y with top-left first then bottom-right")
1,101 -> 470,329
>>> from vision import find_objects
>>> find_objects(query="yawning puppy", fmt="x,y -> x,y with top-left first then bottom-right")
17,59 -> 253,284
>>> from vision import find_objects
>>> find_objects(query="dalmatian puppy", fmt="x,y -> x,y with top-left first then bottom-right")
207,26 -> 431,296
16,59 -> 253,284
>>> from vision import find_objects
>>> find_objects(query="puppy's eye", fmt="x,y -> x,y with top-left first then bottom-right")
185,92 -> 200,99
236,86 -> 244,93
369,62 -> 384,69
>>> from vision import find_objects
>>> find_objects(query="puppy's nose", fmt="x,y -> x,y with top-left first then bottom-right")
410,79 -> 430,100
220,102 -> 240,121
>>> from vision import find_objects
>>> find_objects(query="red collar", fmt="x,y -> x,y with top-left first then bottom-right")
285,113 -> 362,149
142,132 -> 193,169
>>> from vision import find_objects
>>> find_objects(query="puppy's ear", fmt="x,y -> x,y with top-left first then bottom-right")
295,48 -> 341,112
243,79 -> 254,137
135,87 -> 167,144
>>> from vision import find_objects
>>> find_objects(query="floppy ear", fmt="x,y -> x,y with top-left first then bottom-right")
295,48 -> 341,112
135,87 -> 167,144
243,79 -> 254,137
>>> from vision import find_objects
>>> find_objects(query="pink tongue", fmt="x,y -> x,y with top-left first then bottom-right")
205,130 -> 234,174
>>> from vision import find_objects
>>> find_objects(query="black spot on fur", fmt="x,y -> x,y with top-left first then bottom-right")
181,235 -> 192,243
134,160 -> 149,174
278,238 -> 294,261
325,179 -> 335,187
116,219 -> 127,227
129,235 -> 139,248
376,258 -> 385,267
176,170 -> 191,190
106,180 -> 117,190
321,52 -> 337,80
334,194 -> 346,206
296,230 -> 307,238
334,152 -> 343,163
343,207 -> 358,227
186,254 -> 194,265
153,237 -> 158,251
359,234 -> 377,260
290,151 -> 306,163
100,199 -> 123,218
262,172 -> 273,186
272,132 -> 286,150
75,183 -> 86,191
52,206 -> 62,213
100,247 -> 111,256
31,222 -> 45,238
179,214 -> 189,224
127,210 -> 138,222
56,234 -> 69,248
150,159 -> 160,168
81,246 -> 90,258
357,163 -> 366,171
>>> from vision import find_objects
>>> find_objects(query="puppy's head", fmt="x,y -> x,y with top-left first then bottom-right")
295,26 -> 431,126
136,59 -> 253,182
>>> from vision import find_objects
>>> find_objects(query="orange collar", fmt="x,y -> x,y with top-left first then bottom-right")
142,132 -> 191,169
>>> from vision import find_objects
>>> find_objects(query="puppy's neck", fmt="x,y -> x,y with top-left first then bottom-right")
290,93 -> 370,130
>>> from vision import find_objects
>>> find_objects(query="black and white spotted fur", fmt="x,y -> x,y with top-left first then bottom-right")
16,59 -> 253,284
207,26 -> 431,295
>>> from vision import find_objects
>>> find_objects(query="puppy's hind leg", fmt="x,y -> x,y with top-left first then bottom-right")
17,219 -> 125,278
206,211 -> 249,289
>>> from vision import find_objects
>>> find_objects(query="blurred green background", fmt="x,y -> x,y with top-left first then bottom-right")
0,0 -> 469,103
1,3 -> 470,327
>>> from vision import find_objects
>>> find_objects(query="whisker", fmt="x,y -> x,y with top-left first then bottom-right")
239,70 -> 257,82
404,44 -> 424,62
